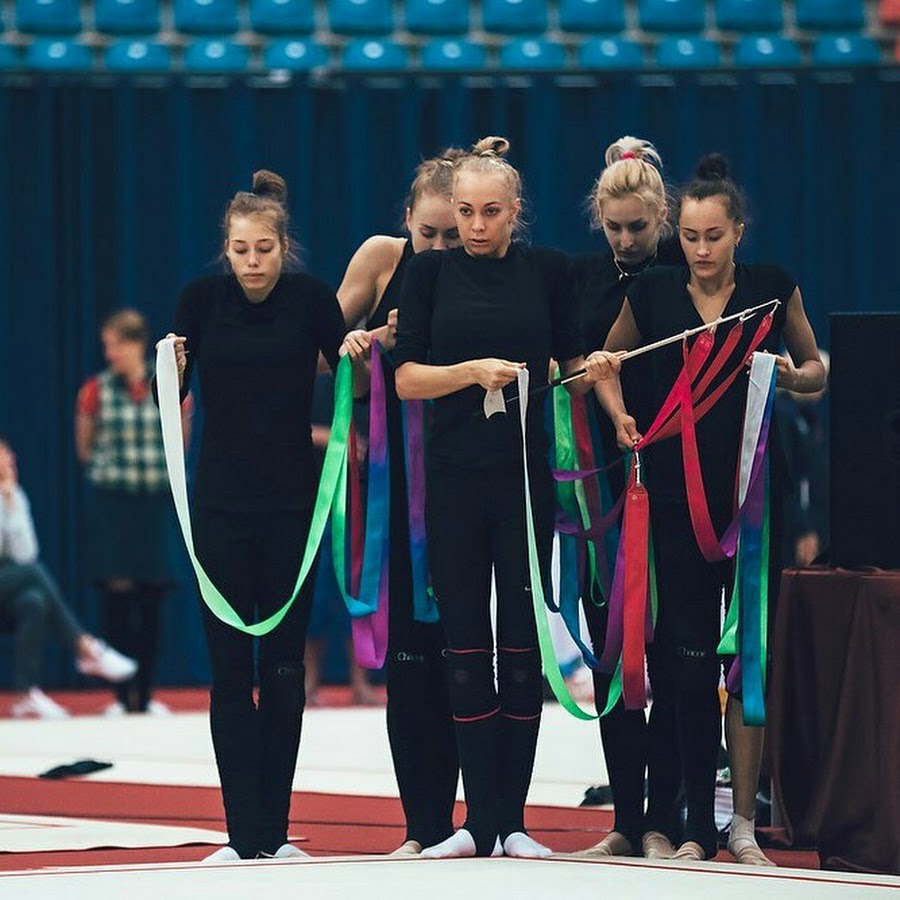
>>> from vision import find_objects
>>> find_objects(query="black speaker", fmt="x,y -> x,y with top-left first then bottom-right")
829,313 -> 900,569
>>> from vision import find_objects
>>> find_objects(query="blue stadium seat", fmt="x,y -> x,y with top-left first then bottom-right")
15,0 -> 80,35
173,0 -> 240,34
420,38 -> 486,69
263,37 -> 329,68
0,44 -> 21,69
250,0 -> 314,33
795,0 -> 865,30
104,39 -> 172,69
405,0 -> 469,35
94,0 -> 161,35
577,36 -> 643,68
25,37 -> 92,68
328,0 -> 394,35
498,37 -> 566,69
183,37 -> 250,69
715,0 -> 782,31
342,38 -> 409,69
638,0 -> 705,32
483,0 -> 548,35
733,34 -> 801,66
812,34 -> 880,64
559,0 -> 626,32
655,35 -> 721,67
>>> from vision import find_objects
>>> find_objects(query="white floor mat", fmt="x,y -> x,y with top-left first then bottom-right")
0,814 -> 225,853
1,855 -> 896,900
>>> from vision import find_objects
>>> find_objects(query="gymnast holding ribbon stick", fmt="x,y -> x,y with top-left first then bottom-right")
591,154 -> 825,864
393,137 -> 606,860
156,170 -> 348,863
336,149 -> 466,857
570,135 -> 686,862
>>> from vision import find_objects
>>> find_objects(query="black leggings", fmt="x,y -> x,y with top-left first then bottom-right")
583,596 -> 682,846
426,460 -> 553,855
385,459 -> 458,848
101,584 -> 164,712
193,506 -> 316,859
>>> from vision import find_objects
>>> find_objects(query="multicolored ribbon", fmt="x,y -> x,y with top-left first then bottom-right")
156,336 -> 347,636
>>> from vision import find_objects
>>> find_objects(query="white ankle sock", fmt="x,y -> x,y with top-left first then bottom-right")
503,832 -> 552,858
728,814 -> 775,866
421,829 -> 477,859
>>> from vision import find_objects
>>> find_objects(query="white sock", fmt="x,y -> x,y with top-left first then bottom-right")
502,832 -> 552,858
421,829 -> 477,859
728,814 -> 775,865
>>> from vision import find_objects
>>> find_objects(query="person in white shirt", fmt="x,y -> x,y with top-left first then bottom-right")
0,437 -> 137,718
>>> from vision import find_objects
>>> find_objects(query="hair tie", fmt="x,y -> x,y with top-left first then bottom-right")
621,151 -> 637,160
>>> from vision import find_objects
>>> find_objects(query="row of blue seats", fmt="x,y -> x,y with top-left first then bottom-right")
0,33 -> 884,71
3,0 -> 875,37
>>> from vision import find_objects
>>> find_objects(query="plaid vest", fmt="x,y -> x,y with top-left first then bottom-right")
87,365 -> 169,493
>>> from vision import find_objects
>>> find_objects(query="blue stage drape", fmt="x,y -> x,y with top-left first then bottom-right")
1,69 -> 897,686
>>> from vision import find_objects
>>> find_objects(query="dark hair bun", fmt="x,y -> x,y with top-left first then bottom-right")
694,153 -> 729,182
252,169 -> 287,202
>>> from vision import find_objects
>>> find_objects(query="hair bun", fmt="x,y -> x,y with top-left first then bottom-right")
251,169 -> 288,203
694,153 -> 729,182
471,136 -> 510,158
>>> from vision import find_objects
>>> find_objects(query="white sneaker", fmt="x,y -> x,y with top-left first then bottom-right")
202,846 -> 241,863
262,843 -> 310,859
146,699 -> 171,716
103,701 -> 126,717
10,687 -> 70,719
77,639 -> 137,683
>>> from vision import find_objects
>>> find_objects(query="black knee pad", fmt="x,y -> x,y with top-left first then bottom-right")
258,661 -> 306,713
673,645 -> 721,696
445,650 -> 497,719
497,648 -> 542,718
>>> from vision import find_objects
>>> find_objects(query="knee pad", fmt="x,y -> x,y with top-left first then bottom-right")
258,661 -> 306,713
673,645 -> 721,696
445,649 -> 497,720
497,647 -> 542,719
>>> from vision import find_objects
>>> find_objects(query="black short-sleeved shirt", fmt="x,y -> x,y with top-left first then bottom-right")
393,243 -> 583,470
174,272 -> 346,512
627,263 -> 794,520
575,236 -> 686,437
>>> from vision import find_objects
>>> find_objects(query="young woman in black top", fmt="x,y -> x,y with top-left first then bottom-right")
574,136 -> 684,860
593,156 -> 825,862
394,137 -> 605,859
337,151 -> 464,857
164,170 -> 348,862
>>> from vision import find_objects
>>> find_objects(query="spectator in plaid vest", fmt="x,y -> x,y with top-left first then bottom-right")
75,309 -> 192,715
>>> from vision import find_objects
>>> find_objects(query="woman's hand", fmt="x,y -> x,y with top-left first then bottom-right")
613,412 -> 642,451
470,358 -> 526,391
771,353 -> 800,391
339,329 -> 372,363
383,308 -> 399,352
157,333 -> 188,387
581,350 -> 624,385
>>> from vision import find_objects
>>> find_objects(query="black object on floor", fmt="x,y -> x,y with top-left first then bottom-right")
39,760 -> 114,779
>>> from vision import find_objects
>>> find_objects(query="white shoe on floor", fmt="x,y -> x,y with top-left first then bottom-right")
262,843 -> 310,859
203,846 -> 241,863
147,699 -> 171,716
103,701 -> 126,717
10,687 -> 70,719
76,639 -> 137,683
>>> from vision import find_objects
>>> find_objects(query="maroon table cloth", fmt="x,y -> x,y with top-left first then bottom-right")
769,567 -> 900,875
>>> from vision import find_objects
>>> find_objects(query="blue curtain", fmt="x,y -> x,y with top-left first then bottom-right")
1,70 -> 897,686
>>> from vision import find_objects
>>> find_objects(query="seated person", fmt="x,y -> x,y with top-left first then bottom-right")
0,437 -> 137,718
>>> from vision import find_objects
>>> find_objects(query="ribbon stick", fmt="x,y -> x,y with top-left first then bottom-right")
156,337 -> 345,635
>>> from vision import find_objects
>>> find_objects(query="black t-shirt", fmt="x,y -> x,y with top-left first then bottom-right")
393,243 -> 583,470
575,236 -> 686,458
627,263 -> 794,520
174,272 -> 346,512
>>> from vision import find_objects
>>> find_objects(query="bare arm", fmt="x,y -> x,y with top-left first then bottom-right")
395,359 -> 525,401
776,288 -> 826,393
337,236 -> 404,330
594,299 -> 643,448
74,414 -> 96,465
